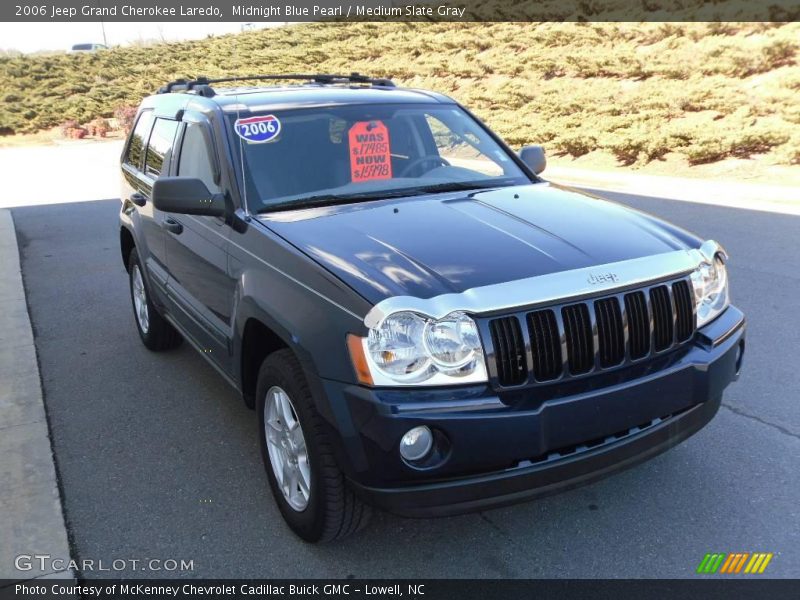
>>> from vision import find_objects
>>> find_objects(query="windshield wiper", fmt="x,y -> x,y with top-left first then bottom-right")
412,180 -> 510,194
260,192 -> 386,213
260,188 -> 434,213
259,179 -> 516,213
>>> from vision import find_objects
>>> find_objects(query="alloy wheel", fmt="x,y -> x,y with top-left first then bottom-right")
264,386 -> 311,511
131,265 -> 150,334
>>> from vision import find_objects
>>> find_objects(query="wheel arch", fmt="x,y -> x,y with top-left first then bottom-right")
120,225 -> 135,272
239,315 -> 291,409
235,300 -> 327,410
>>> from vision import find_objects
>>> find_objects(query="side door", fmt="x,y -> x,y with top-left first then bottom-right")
121,111 -> 172,305
163,114 -> 236,374
133,114 -> 180,305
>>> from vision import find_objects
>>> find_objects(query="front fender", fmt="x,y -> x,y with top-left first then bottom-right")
227,219 -> 372,414
230,280 -> 369,476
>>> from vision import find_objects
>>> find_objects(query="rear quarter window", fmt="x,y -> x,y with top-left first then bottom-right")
124,111 -> 154,170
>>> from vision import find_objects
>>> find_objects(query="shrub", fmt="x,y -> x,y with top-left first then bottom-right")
604,134 -> 645,165
113,105 -> 137,133
685,139 -> 729,165
775,141 -> 800,165
64,126 -> 88,139
730,128 -> 789,158
59,119 -> 80,137
1,21 -> 799,167
684,123 -> 788,164
87,117 -> 110,138
762,40 -> 797,69
603,127 -> 684,165
553,132 -> 597,158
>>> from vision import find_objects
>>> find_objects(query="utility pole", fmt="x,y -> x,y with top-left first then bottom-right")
97,0 -> 108,47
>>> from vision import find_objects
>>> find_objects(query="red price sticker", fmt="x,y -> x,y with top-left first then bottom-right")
349,121 -> 392,182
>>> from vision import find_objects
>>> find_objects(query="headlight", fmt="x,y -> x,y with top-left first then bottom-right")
358,311 -> 487,386
690,253 -> 729,327
423,312 -> 481,371
367,311 -> 431,380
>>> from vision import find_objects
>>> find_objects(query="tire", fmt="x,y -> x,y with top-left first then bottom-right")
256,349 -> 371,542
128,248 -> 182,351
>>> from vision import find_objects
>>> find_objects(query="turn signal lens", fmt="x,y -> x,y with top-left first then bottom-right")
347,334 -> 373,386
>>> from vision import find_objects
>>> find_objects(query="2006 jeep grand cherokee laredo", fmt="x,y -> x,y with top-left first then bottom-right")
119,73 -> 745,542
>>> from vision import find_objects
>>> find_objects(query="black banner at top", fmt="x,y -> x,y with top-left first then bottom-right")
2,0 -> 799,22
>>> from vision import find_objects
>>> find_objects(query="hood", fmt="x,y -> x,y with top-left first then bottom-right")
259,183 -> 702,305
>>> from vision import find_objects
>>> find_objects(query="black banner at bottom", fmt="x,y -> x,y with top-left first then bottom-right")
1,579 -> 798,600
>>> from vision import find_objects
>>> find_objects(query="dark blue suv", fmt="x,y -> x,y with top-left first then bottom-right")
119,74 -> 745,542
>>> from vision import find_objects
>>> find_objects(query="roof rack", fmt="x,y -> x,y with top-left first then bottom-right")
157,73 -> 395,97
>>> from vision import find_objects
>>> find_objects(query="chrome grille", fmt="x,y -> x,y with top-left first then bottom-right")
673,279 -> 695,343
526,310 -> 562,381
594,297 -> 625,368
484,277 -> 696,388
488,316 -> 527,386
562,303 -> 593,375
624,291 -> 650,360
650,285 -> 674,351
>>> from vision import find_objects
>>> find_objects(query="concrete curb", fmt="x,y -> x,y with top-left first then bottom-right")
0,209 -> 74,581
545,166 -> 800,216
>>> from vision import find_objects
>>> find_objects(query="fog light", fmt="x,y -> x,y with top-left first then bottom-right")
399,426 -> 433,462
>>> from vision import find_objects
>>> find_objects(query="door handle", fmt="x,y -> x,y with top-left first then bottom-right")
130,192 -> 147,207
162,218 -> 183,235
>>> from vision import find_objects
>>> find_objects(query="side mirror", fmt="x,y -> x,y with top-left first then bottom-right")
519,145 -> 547,174
152,177 -> 226,217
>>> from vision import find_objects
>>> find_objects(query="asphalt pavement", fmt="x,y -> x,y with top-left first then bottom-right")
11,192 -> 800,578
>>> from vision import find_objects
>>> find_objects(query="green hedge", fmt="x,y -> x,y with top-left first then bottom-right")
1,22 -> 798,165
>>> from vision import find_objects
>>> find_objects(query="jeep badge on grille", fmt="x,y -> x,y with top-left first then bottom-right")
587,272 -> 620,285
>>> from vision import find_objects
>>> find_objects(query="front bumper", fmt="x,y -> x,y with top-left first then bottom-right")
320,306 -> 745,517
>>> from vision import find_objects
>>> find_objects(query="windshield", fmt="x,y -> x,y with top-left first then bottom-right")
226,103 -> 532,213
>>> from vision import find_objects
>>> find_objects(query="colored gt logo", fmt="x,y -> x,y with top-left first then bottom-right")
696,552 -> 774,574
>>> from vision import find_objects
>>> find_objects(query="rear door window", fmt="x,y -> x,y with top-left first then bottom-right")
144,118 -> 179,178
124,111 -> 153,170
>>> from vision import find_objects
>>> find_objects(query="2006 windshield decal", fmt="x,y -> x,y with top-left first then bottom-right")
234,115 -> 281,144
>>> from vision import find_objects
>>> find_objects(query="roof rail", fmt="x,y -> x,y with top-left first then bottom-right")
156,73 -> 395,96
